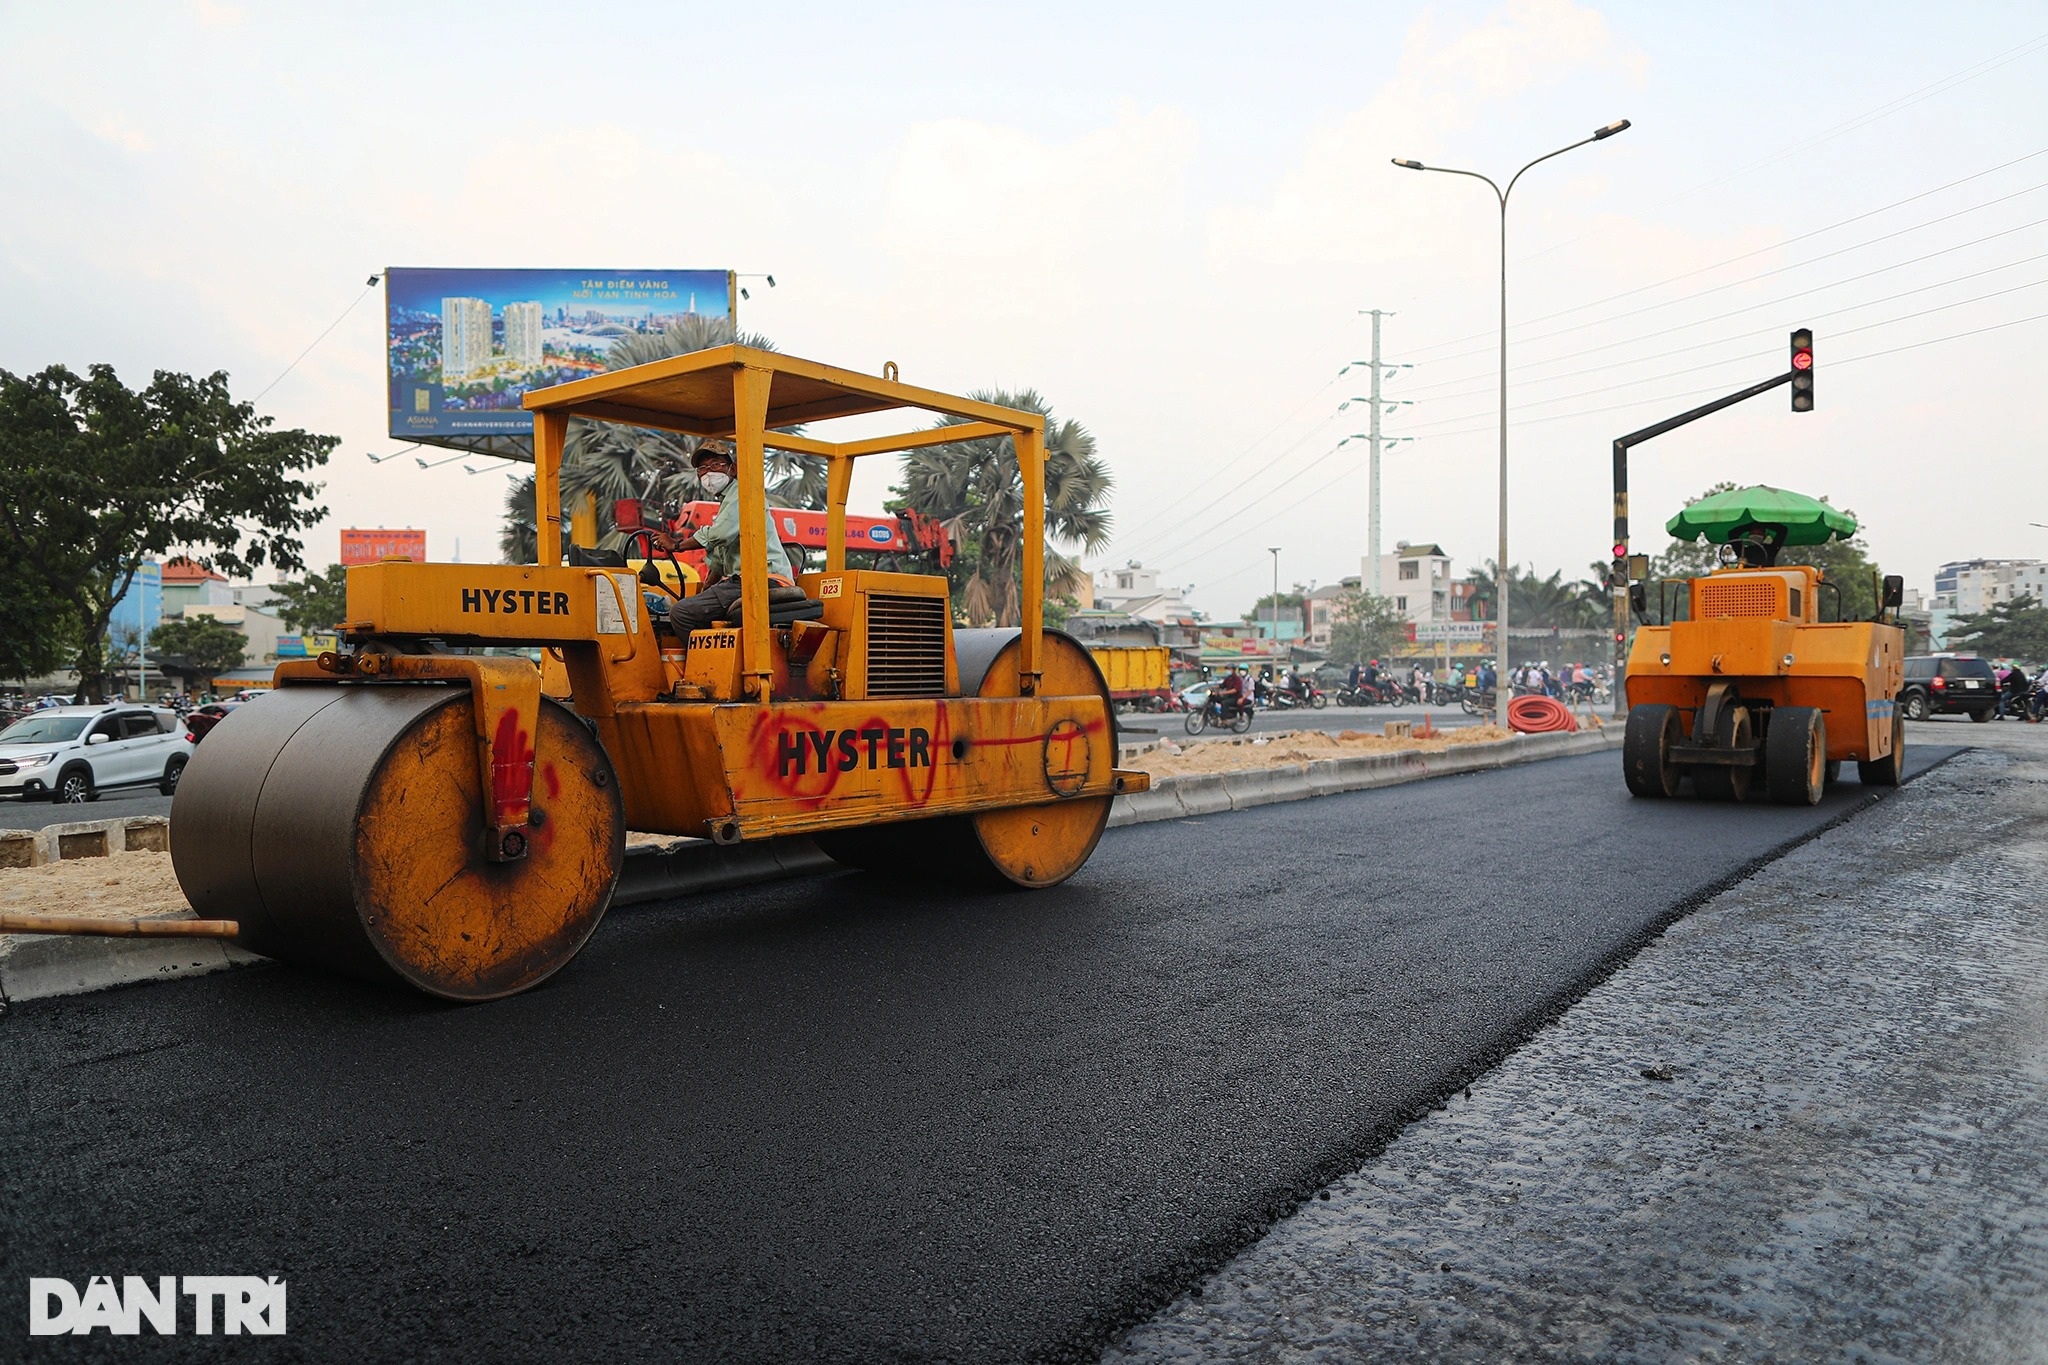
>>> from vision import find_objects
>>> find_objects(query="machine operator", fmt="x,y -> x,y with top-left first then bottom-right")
653,443 -> 810,635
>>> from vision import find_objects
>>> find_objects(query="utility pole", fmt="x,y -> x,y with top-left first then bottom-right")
1367,309 -> 1385,597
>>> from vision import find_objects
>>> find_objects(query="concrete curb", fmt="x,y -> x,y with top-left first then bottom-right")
0,727 -> 1621,1007
0,815 -> 172,868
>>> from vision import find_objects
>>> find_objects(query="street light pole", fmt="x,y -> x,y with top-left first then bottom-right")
1394,119 -> 1630,730
1268,546 -> 1282,647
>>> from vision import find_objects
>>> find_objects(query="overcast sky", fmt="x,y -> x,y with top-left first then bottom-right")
3,1 -> 2044,613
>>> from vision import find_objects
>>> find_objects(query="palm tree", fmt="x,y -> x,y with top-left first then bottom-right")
892,391 -> 1113,627
547,316 -> 828,555
501,474 -> 538,564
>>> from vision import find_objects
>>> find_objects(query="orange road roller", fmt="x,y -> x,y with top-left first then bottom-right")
1621,485 -> 1906,805
168,347 -> 1148,1000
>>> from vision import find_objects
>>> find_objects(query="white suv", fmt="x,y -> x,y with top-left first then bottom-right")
0,705 -> 195,804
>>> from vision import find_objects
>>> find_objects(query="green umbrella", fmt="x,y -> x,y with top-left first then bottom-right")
1665,485 -> 1857,546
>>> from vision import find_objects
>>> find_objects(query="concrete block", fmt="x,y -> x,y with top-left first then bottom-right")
1171,773 -> 1234,817
1222,765 -> 1311,811
1110,785 -> 1188,827
121,817 -> 170,853
1382,721 -> 1413,740
55,828 -> 110,860
0,830 -> 38,869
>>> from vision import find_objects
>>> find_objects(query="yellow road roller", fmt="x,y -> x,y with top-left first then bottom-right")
1622,485 -> 1906,804
166,347 -> 1148,999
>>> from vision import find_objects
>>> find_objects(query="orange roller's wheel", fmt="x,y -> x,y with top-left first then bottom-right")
817,629 -> 1114,889
172,686 -> 624,1000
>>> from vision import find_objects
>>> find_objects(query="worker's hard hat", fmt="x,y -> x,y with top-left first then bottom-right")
690,442 -> 736,468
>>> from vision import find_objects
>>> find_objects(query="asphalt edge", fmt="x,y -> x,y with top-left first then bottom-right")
0,727 -> 1620,1009
1079,742 -> 1973,1365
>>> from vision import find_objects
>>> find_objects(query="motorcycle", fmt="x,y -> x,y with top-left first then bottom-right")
1337,680 -> 1404,707
1184,693 -> 1255,735
1460,686 -> 1498,716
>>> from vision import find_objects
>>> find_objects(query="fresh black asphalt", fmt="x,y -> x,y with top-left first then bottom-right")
0,745 -> 1955,1362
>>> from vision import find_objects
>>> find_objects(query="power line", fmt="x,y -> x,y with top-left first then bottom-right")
1402,178 -> 2048,378
1398,37 -> 2048,359
1119,433 -> 1358,561
1388,309 -> 2048,444
1402,229 -> 2048,406
1503,35 -> 2048,274
1399,251 -> 2048,429
1111,372 -> 1346,542
1405,146 -> 2048,364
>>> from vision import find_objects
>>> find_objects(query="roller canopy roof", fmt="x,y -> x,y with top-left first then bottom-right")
521,344 -> 1040,438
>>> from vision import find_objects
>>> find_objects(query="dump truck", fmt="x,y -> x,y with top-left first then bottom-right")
117,347 -> 1147,1000
1087,644 -> 1174,712
1622,485 -> 1906,805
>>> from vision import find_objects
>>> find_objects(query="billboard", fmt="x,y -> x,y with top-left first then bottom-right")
384,268 -> 732,440
341,528 -> 427,566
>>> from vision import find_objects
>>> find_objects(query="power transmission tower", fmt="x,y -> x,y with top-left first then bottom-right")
1360,311 -> 1413,596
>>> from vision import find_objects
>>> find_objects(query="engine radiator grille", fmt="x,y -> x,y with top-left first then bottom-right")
864,594 -> 948,696
1695,580 -> 1780,619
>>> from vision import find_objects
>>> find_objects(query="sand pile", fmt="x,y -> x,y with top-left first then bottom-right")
0,852 -> 191,922
1134,725 -> 1513,778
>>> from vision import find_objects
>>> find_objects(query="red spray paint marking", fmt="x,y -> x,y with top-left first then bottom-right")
490,707 -> 536,827
743,705 -> 950,811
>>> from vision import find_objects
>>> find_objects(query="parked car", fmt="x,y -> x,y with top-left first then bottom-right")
183,700 -> 244,744
1899,654 -> 1998,722
0,704 -> 195,802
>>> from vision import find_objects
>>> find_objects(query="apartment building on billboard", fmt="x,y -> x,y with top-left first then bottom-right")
440,296 -> 494,380
503,300 -> 544,367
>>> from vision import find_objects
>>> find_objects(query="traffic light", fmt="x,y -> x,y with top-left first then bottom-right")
1790,328 -> 1814,412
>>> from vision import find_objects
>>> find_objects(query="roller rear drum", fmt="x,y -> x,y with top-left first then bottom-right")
817,629 -> 1115,888
172,686 -> 624,1000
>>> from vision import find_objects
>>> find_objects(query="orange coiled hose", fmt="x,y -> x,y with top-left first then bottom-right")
1507,694 -> 1578,734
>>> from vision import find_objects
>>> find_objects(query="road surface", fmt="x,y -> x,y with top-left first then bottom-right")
0,743 -> 1955,1361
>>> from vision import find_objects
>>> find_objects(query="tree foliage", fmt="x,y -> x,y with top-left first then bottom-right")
527,317 -> 826,562
891,391 -> 1113,627
148,614 -> 248,685
1948,593 -> 2048,660
1327,590 -> 1407,665
1461,560 -> 1605,630
502,473 -> 539,565
0,364 -> 331,701
270,563 -> 350,633
1242,591 -> 1305,627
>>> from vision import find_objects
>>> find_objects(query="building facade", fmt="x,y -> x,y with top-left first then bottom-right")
1093,563 -> 1195,627
1365,542 -> 1454,624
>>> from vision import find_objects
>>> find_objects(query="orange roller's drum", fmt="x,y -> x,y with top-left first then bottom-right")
817,629 -> 1116,888
171,686 -> 624,1001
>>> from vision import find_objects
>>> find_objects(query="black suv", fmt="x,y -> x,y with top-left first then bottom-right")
1899,655 -> 1997,722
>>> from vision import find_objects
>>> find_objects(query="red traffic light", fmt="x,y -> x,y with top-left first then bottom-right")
1611,542 -> 1627,559
1790,327 -> 1815,412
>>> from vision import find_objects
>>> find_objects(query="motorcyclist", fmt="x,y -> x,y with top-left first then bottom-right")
1214,666 -> 1252,720
2000,662 -> 2030,719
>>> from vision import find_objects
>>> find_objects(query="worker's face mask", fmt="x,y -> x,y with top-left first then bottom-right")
699,471 -> 732,495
